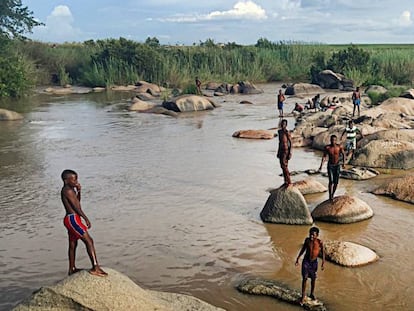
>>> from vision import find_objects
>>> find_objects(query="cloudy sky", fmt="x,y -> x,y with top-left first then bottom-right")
23,0 -> 414,44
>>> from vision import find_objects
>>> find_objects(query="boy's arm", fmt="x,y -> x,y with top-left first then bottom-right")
320,240 -> 325,270
62,188 -> 91,228
319,148 -> 327,171
295,239 -> 307,265
287,131 -> 292,159
340,129 -> 346,140
340,146 -> 346,168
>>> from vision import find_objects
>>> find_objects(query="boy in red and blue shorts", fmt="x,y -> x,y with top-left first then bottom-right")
61,169 -> 107,276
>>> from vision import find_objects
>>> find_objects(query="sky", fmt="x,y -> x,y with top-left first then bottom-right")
22,0 -> 414,45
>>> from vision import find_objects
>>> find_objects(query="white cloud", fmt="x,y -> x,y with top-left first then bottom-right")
158,1 -> 267,23
399,10 -> 412,26
207,1 -> 267,20
31,5 -> 82,42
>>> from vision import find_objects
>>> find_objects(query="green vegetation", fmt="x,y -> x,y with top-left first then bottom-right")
1,1 -> 414,100
3,36 -> 414,99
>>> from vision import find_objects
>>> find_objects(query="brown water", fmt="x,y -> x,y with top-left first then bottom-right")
0,85 -> 413,311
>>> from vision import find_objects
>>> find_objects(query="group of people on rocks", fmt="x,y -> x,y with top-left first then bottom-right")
276,87 -> 363,304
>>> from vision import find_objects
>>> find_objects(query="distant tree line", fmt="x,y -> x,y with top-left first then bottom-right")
1,2 -> 414,99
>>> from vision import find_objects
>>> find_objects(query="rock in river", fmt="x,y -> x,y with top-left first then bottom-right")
232,129 -> 275,139
0,108 -> 23,121
237,278 -> 327,311
311,195 -> 374,224
323,240 -> 379,267
372,174 -> 414,204
163,95 -> 216,112
260,186 -> 313,225
12,268 -> 224,311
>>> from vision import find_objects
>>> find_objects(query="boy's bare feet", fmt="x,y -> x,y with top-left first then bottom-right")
68,268 -> 82,275
89,266 -> 108,277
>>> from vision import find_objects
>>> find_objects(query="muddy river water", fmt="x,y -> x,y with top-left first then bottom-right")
0,84 -> 413,310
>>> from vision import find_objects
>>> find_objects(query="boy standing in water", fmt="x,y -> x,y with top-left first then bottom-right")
295,227 -> 325,305
61,169 -> 107,276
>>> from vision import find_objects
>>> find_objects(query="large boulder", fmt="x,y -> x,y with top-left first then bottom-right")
311,195 -> 374,224
371,112 -> 414,129
111,85 -> 137,91
260,186 -> 313,225
372,174 -> 414,204
284,83 -> 324,96
323,240 -> 379,267
128,98 -> 156,111
315,70 -> 354,90
214,83 -> 231,94
374,97 -> 414,116
136,92 -> 156,101
237,278 -> 326,310
365,85 -> 388,94
399,88 -> 414,99
232,129 -> 275,139
340,167 -> 379,180
205,82 -> 221,90
135,81 -> 162,95
0,108 -> 23,121
236,81 -> 263,94
312,125 -> 344,151
13,268 -> 224,311
351,140 -> 414,169
359,129 -> 414,146
162,95 -> 216,112
292,179 -> 328,195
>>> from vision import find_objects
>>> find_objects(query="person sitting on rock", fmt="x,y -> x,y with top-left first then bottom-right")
295,227 -> 325,305
291,102 -> 305,115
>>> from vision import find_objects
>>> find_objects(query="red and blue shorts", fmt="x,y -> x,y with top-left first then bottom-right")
64,214 -> 88,241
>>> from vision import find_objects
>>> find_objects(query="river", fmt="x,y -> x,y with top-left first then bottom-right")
1,84 -> 413,310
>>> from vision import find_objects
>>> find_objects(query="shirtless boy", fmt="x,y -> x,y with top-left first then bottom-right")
277,119 -> 292,187
61,169 -> 107,276
277,89 -> 286,117
295,227 -> 325,305
352,87 -> 361,117
318,135 -> 345,201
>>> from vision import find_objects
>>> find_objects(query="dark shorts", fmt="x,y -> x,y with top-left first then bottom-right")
328,164 -> 340,184
278,102 -> 284,110
302,258 -> 318,279
345,139 -> 356,151
353,99 -> 361,106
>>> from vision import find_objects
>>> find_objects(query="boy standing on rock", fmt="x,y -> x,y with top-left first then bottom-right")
318,135 -> 345,201
295,227 -> 325,305
61,169 -> 107,277
277,119 -> 292,187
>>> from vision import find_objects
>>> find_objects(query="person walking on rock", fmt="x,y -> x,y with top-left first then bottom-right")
295,227 -> 325,305
318,135 -> 345,201
341,120 -> 363,163
277,119 -> 292,187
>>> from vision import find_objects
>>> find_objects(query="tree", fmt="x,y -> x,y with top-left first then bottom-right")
145,36 -> 160,48
327,45 -> 370,74
0,0 -> 43,39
